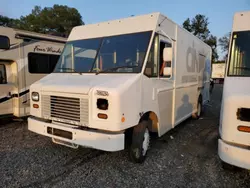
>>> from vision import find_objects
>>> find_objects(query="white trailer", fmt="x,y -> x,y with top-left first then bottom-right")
218,11 -> 250,170
0,26 -> 66,118
211,63 -> 225,84
28,12 -> 212,163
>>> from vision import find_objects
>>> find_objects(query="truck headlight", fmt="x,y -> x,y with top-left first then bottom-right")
97,98 -> 108,110
32,92 -> 39,102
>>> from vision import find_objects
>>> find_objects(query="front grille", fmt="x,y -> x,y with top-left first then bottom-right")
51,96 -> 80,122
42,95 -> 89,125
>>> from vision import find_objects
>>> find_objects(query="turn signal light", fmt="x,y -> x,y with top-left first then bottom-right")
237,125 -> 250,133
33,104 -> 39,109
98,113 -> 108,119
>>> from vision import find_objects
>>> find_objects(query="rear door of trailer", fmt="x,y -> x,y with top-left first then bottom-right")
0,62 -> 14,116
0,35 -> 15,117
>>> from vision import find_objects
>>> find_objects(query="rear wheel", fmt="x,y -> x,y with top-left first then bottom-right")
192,96 -> 202,119
129,120 -> 151,163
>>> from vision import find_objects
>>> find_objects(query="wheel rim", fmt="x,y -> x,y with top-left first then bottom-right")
142,128 -> 150,156
197,103 -> 201,116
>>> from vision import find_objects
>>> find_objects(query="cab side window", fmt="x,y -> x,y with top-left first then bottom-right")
0,64 -> 7,84
159,41 -> 172,78
144,36 -> 158,77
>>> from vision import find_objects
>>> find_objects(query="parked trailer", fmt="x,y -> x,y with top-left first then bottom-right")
219,11 -> 250,170
0,26 -> 66,118
211,63 -> 225,84
28,13 -> 212,163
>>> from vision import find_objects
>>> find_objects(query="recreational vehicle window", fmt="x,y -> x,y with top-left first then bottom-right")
28,53 -> 60,74
0,64 -> 7,84
0,35 -> 10,50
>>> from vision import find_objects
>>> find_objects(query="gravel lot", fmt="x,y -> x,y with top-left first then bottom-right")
0,85 -> 249,188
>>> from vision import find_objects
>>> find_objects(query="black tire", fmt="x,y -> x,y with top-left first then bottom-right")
129,120 -> 151,163
221,160 -> 237,171
192,96 -> 202,120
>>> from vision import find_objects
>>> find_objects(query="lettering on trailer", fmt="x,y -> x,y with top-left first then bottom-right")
34,45 -> 62,54
181,41 -> 209,83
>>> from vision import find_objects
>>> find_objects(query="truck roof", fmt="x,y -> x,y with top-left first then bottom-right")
233,11 -> 250,32
67,12 -> 211,50
68,12 -> 161,41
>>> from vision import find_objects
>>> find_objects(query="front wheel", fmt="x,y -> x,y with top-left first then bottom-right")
192,97 -> 202,119
129,121 -> 151,163
221,160 -> 239,171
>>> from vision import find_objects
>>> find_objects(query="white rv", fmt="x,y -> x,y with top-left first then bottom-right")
0,26 -> 66,118
28,13 -> 212,163
219,11 -> 250,170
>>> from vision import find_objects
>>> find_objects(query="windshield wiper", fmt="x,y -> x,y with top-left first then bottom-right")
57,68 -> 82,75
95,65 -> 139,75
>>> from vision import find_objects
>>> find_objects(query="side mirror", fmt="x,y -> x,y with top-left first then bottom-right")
163,67 -> 172,77
0,35 -> 10,50
163,47 -> 172,62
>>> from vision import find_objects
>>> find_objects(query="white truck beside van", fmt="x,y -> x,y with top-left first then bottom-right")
0,26 -> 66,118
218,11 -> 250,170
28,13 -> 212,163
211,62 -> 225,84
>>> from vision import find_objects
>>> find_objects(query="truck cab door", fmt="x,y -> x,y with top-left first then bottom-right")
156,35 -> 175,135
142,34 -> 175,136
0,63 -> 14,116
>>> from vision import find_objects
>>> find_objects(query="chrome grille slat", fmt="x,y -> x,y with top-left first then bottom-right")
51,109 -> 80,116
51,101 -> 80,106
51,96 -> 79,102
51,112 -> 80,119
51,106 -> 80,113
42,95 -> 89,125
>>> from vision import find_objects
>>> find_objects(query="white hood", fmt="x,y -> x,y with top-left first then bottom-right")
32,73 -> 140,94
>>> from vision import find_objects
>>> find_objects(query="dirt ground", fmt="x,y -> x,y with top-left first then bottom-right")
0,85 -> 249,188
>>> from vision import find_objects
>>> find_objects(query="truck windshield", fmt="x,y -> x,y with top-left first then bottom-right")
54,31 -> 152,74
228,31 -> 250,76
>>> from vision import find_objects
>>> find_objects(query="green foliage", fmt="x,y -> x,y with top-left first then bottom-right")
0,4 -> 84,37
219,32 -> 231,60
182,18 -> 192,32
182,14 -> 218,62
204,35 -> 219,62
0,15 -> 20,28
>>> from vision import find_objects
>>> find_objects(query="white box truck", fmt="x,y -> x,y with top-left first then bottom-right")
0,26 -> 66,119
218,11 -> 250,170
28,12 -> 212,163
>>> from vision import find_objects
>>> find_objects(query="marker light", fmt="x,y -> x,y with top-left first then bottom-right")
237,126 -> 250,133
98,113 -> 108,119
33,104 -> 39,109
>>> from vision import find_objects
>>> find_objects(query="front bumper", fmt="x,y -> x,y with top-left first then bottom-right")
28,117 -> 125,152
218,139 -> 250,170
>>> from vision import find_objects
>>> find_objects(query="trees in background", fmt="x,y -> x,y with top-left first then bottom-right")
0,4 -> 84,37
182,14 -> 218,62
218,32 -> 231,61
0,15 -> 19,28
